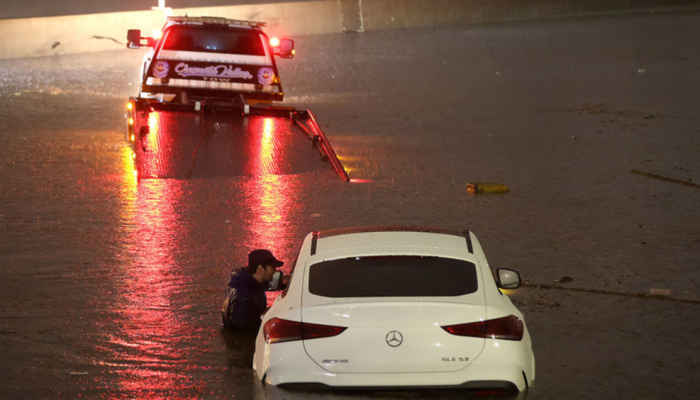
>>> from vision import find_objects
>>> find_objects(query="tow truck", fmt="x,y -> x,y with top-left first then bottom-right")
124,16 -> 348,180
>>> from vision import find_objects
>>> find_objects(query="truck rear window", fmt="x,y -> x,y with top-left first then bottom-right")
308,256 -> 478,298
162,27 -> 265,56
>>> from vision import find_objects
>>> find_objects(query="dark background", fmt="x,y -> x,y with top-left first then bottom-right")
0,0 -> 324,20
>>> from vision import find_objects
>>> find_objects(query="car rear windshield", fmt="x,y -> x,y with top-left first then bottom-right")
162,27 -> 265,56
308,256 -> 478,298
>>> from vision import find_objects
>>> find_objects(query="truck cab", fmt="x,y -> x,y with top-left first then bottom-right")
127,16 -> 294,106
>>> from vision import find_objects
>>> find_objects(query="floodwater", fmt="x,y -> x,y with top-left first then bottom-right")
131,112 -> 329,179
1,9 -> 700,400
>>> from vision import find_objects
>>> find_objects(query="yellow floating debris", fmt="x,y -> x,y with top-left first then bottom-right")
467,182 -> 510,194
649,288 -> 671,297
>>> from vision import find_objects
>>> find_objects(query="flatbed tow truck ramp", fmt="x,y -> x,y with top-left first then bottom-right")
123,16 -> 348,181
126,104 -> 348,180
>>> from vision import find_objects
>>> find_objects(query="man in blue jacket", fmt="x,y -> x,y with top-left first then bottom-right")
221,249 -> 285,330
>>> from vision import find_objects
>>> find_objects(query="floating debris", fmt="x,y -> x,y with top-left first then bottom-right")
467,182 -> 510,194
630,170 -> 700,189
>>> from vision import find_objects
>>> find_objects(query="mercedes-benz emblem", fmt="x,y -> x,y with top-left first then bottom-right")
385,330 -> 403,347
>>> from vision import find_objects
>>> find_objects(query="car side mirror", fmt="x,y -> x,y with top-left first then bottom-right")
127,29 -> 157,49
496,268 -> 521,289
280,39 -> 295,58
127,29 -> 142,49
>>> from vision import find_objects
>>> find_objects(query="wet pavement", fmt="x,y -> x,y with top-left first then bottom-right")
1,9 -> 700,400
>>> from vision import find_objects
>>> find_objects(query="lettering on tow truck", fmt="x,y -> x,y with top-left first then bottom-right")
174,63 -> 254,79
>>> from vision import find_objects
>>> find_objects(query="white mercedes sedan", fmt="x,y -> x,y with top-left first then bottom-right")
253,226 -> 535,393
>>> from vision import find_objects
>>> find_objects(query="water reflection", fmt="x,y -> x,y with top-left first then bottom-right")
241,117 -> 295,304
146,112 -> 162,155
105,113 -> 309,397
102,147 -> 201,398
108,122 -> 300,396
138,110 -> 176,179
135,111 -> 327,179
254,117 -> 277,176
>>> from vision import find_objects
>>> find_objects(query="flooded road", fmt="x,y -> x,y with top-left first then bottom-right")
1,10 -> 700,400
132,112 -> 331,179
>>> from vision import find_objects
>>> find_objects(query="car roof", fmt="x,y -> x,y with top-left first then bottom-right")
317,225 -> 469,239
310,226 -> 475,260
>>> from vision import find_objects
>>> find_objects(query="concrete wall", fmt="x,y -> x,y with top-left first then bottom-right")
361,0 -> 700,30
0,1 -> 343,60
0,10 -> 166,59
0,0 -> 328,20
175,1 -> 343,37
1,0 -> 698,60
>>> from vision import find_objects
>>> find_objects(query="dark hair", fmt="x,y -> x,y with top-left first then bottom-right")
245,264 -> 260,274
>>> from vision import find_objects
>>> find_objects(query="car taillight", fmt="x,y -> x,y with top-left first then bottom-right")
263,317 -> 346,344
441,315 -> 524,341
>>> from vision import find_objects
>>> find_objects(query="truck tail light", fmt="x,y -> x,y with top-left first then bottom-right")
441,315 -> 524,341
269,37 -> 280,47
263,318 -> 346,344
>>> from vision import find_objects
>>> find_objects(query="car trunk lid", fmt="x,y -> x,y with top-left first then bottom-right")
301,300 -> 486,373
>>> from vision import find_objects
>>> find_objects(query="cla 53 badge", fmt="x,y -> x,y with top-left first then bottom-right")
153,61 -> 169,78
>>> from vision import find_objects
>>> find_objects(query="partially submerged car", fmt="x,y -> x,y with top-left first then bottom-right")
253,226 -> 535,392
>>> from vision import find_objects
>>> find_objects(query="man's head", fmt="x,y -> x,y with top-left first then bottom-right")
246,249 -> 284,284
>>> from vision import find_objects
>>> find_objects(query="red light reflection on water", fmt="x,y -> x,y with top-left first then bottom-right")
242,175 -> 292,252
109,115 -> 301,395
245,117 -> 285,176
110,152 -> 202,397
137,111 -> 166,179
241,118 -> 294,304
258,118 -> 276,175
136,112 -> 327,179
147,112 -> 162,154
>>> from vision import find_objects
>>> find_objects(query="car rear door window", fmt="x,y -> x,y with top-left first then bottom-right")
308,256 -> 478,298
